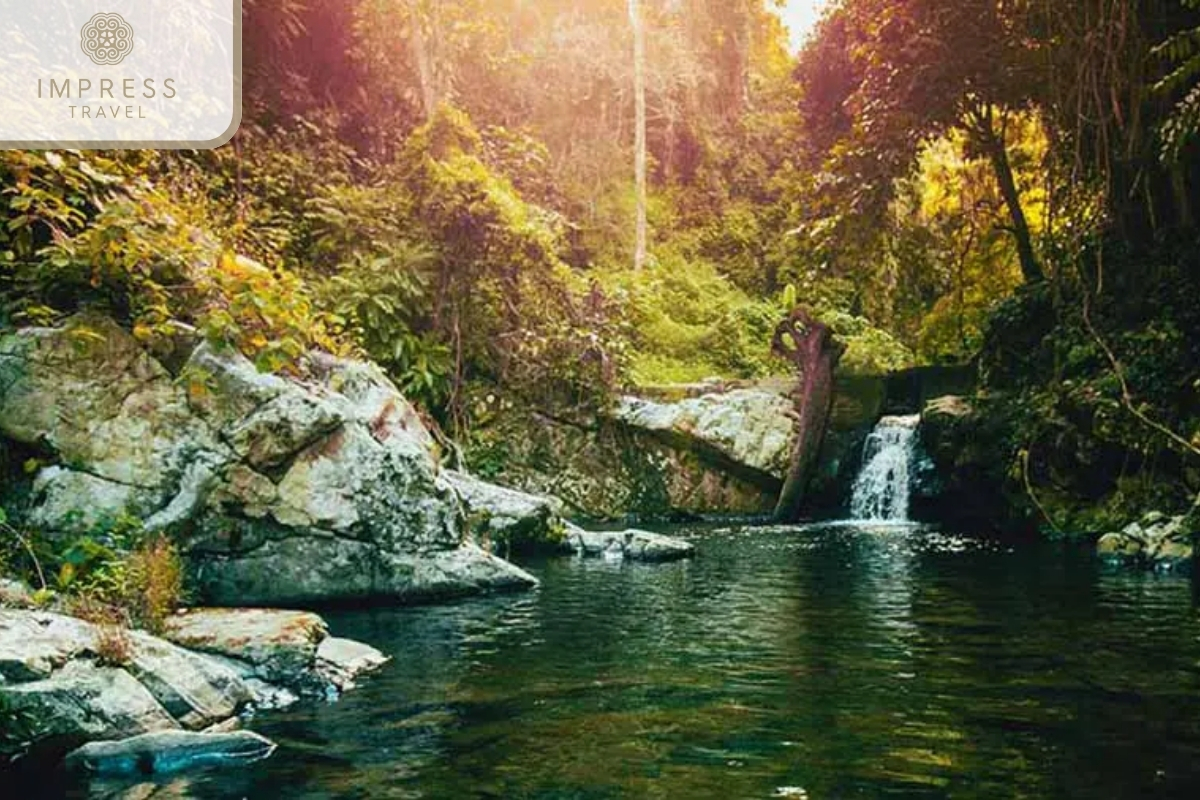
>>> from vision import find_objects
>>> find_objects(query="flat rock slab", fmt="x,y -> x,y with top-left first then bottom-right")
124,630 -> 252,730
316,637 -> 390,690
161,609 -> 328,686
566,526 -> 695,562
64,730 -> 277,776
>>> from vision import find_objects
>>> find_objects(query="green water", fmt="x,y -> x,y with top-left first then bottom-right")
67,523 -> 1200,798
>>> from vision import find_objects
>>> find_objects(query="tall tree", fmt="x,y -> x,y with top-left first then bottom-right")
630,0 -> 648,270
795,0 -> 1048,284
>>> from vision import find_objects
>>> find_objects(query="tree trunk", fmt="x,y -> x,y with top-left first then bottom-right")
409,0 -> 436,121
772,308 -> 847,522
972,109 -> 1045,284
630,0 -> 648,270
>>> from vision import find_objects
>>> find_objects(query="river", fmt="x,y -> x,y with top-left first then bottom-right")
61,521 -> 1200,799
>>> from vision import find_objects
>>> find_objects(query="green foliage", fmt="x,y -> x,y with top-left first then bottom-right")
1154,0 -> 1200,161
598,255 -> 781,386
321,243 -> 453,411
0,510 -> 187,634
397,106 -> 625,419
976,236 -> 1200,534
815,309 -> 916,375
1,151 -> 136,325
198,253 -> 343,374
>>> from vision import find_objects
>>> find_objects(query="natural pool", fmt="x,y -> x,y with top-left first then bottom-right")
59,522 -> 1200,799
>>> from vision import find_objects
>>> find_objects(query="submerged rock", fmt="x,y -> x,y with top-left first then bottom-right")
64,730 -> 276,776
564,525 -> 695,562
0,316 -> 537,605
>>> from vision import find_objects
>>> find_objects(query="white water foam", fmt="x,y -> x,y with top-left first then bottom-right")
849,414 -> 921,522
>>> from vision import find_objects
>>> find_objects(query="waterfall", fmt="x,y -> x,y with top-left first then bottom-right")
849,414 -> 921,522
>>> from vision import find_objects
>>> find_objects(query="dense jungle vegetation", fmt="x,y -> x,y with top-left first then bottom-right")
2,0 -> 1199,537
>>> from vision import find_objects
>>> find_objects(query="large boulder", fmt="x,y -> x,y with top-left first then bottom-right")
459,385 -> 800,522
0,317 -> 537,605
615,389 -> 797,482
914,394 -> 1028,530
0,316 -> 224,494
442,469 -> 565,553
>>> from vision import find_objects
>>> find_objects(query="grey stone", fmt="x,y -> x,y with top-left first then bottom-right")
124,630 -> 252,730
316,637 -> 389,690
0,660 -> 179,742
1098,511 -> 1195,570
0,315 -> 224,491
565,525 -> 695,563
26,467 -> 147,536
616,388 -> 796,480
443,469 -> 564,551
0,316 -> 544,606
0,610 -> 99,682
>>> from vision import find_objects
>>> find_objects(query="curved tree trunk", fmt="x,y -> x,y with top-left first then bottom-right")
772,308 -> 846,522
968,104 -> 1045,284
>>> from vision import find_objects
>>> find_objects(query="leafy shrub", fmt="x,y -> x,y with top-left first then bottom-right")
598,255 -> 783,386
48,516 -> 185,634
320,242 -> 454,411
198,253 -> 344,374
816,309 -> 916,375
122,536 -> 185,635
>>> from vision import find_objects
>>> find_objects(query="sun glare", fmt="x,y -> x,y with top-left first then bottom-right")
776,0 -> 830,51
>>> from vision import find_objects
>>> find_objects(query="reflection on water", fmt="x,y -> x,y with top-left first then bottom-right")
55,523 -> 1200,799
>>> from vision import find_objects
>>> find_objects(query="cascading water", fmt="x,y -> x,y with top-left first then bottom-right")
849,414 -> 921,521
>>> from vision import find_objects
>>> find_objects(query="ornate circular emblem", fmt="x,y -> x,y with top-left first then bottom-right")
80,13 -> 134,66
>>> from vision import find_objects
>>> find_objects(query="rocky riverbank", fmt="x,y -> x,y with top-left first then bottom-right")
0,313 -> 701,783
0,604 -> 386,775
0,315 -> 539,605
